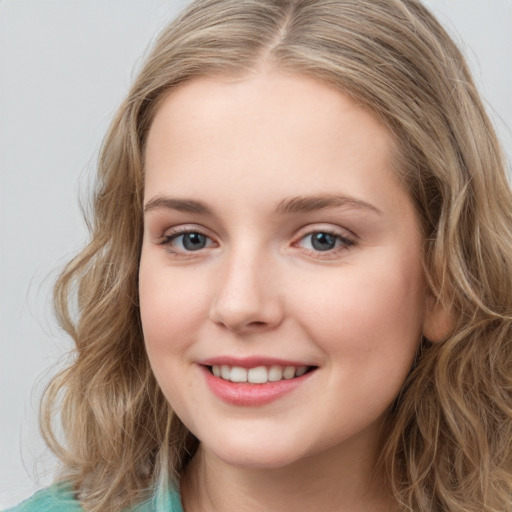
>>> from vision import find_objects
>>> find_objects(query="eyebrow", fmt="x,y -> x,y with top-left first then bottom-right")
276,194 -> 382,215
144,196 -> 214,215
143,193 -> 381,216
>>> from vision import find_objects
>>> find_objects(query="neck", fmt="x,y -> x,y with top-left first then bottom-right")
181,436 -> 393,512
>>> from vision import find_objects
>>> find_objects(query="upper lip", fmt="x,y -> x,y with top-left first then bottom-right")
199,356 -> 316,368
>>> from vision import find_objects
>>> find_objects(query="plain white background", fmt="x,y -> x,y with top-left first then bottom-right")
0,0 -> 511,507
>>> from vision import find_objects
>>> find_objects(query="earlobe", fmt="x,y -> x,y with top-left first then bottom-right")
423,295 -> 456,343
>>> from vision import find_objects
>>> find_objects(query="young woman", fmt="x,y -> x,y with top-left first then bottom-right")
8,0 -> 512,511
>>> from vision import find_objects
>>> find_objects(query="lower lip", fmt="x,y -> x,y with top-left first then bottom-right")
202,366 -> 313,406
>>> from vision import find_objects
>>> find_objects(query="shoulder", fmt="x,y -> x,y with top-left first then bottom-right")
3,484 -> 83,512
131,486 -> 184,512
4,484 -> 184,512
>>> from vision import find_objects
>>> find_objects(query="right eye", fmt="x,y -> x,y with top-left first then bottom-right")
159,229 -> 216,254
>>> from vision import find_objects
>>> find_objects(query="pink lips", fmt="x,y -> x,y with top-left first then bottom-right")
199,357 -> 315,407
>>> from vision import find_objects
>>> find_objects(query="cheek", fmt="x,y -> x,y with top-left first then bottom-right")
291,253 -> 425,359
139,261 -> 206,413
139,261 -> 208,355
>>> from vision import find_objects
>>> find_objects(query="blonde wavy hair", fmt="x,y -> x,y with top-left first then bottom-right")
42,0 -> 512,510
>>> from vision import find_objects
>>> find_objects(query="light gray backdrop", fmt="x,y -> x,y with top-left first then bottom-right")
1,0 -> 511,507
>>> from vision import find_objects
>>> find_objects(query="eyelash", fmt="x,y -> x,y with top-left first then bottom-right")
294,229 -> 355,256
157,228 -> 215,256
156,227 -> 356,258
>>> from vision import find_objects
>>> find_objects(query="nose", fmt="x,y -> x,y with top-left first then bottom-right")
209,248 -> 284,333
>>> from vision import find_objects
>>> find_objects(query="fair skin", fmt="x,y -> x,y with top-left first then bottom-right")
139,69 -> 439,512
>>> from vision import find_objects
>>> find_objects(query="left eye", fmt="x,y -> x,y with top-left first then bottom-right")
298,232 -> 352,252
167,232 -> 213,251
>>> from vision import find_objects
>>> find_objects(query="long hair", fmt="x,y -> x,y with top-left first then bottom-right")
41,1 -> 512,510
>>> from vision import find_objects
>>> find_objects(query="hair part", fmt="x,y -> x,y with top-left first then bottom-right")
42,1 -> 512,510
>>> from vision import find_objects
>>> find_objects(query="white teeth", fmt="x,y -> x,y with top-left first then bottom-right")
268,365 -> 283,382
220,365 -> 231,380
248,366 -> 268,384
210,364 -> 311,384
283,366 -> 296,379
230,367 -> 248,382
295,366 -> 308,377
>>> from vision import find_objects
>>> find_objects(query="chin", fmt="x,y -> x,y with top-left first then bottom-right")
212,445 -> 305,470
198,426 -> 318,470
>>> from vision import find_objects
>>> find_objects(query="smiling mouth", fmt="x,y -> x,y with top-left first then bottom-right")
207,364 -> 316,384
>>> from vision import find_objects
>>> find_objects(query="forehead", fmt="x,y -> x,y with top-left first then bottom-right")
146,70 -> 392,155
144,70 -> 405,215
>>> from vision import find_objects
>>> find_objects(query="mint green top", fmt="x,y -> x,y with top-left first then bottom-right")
3,483 -> 184,512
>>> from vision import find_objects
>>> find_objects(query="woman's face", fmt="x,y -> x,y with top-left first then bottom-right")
139,70 -> 431,469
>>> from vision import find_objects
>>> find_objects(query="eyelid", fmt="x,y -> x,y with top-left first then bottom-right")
294,223 -> 357,242
292,224 -> 357,256
156,224 -> 218,255
159,224 -> 211,241
152,223 -> 356,258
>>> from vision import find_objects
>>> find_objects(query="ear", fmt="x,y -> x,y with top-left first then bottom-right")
423,294 -> 456,343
